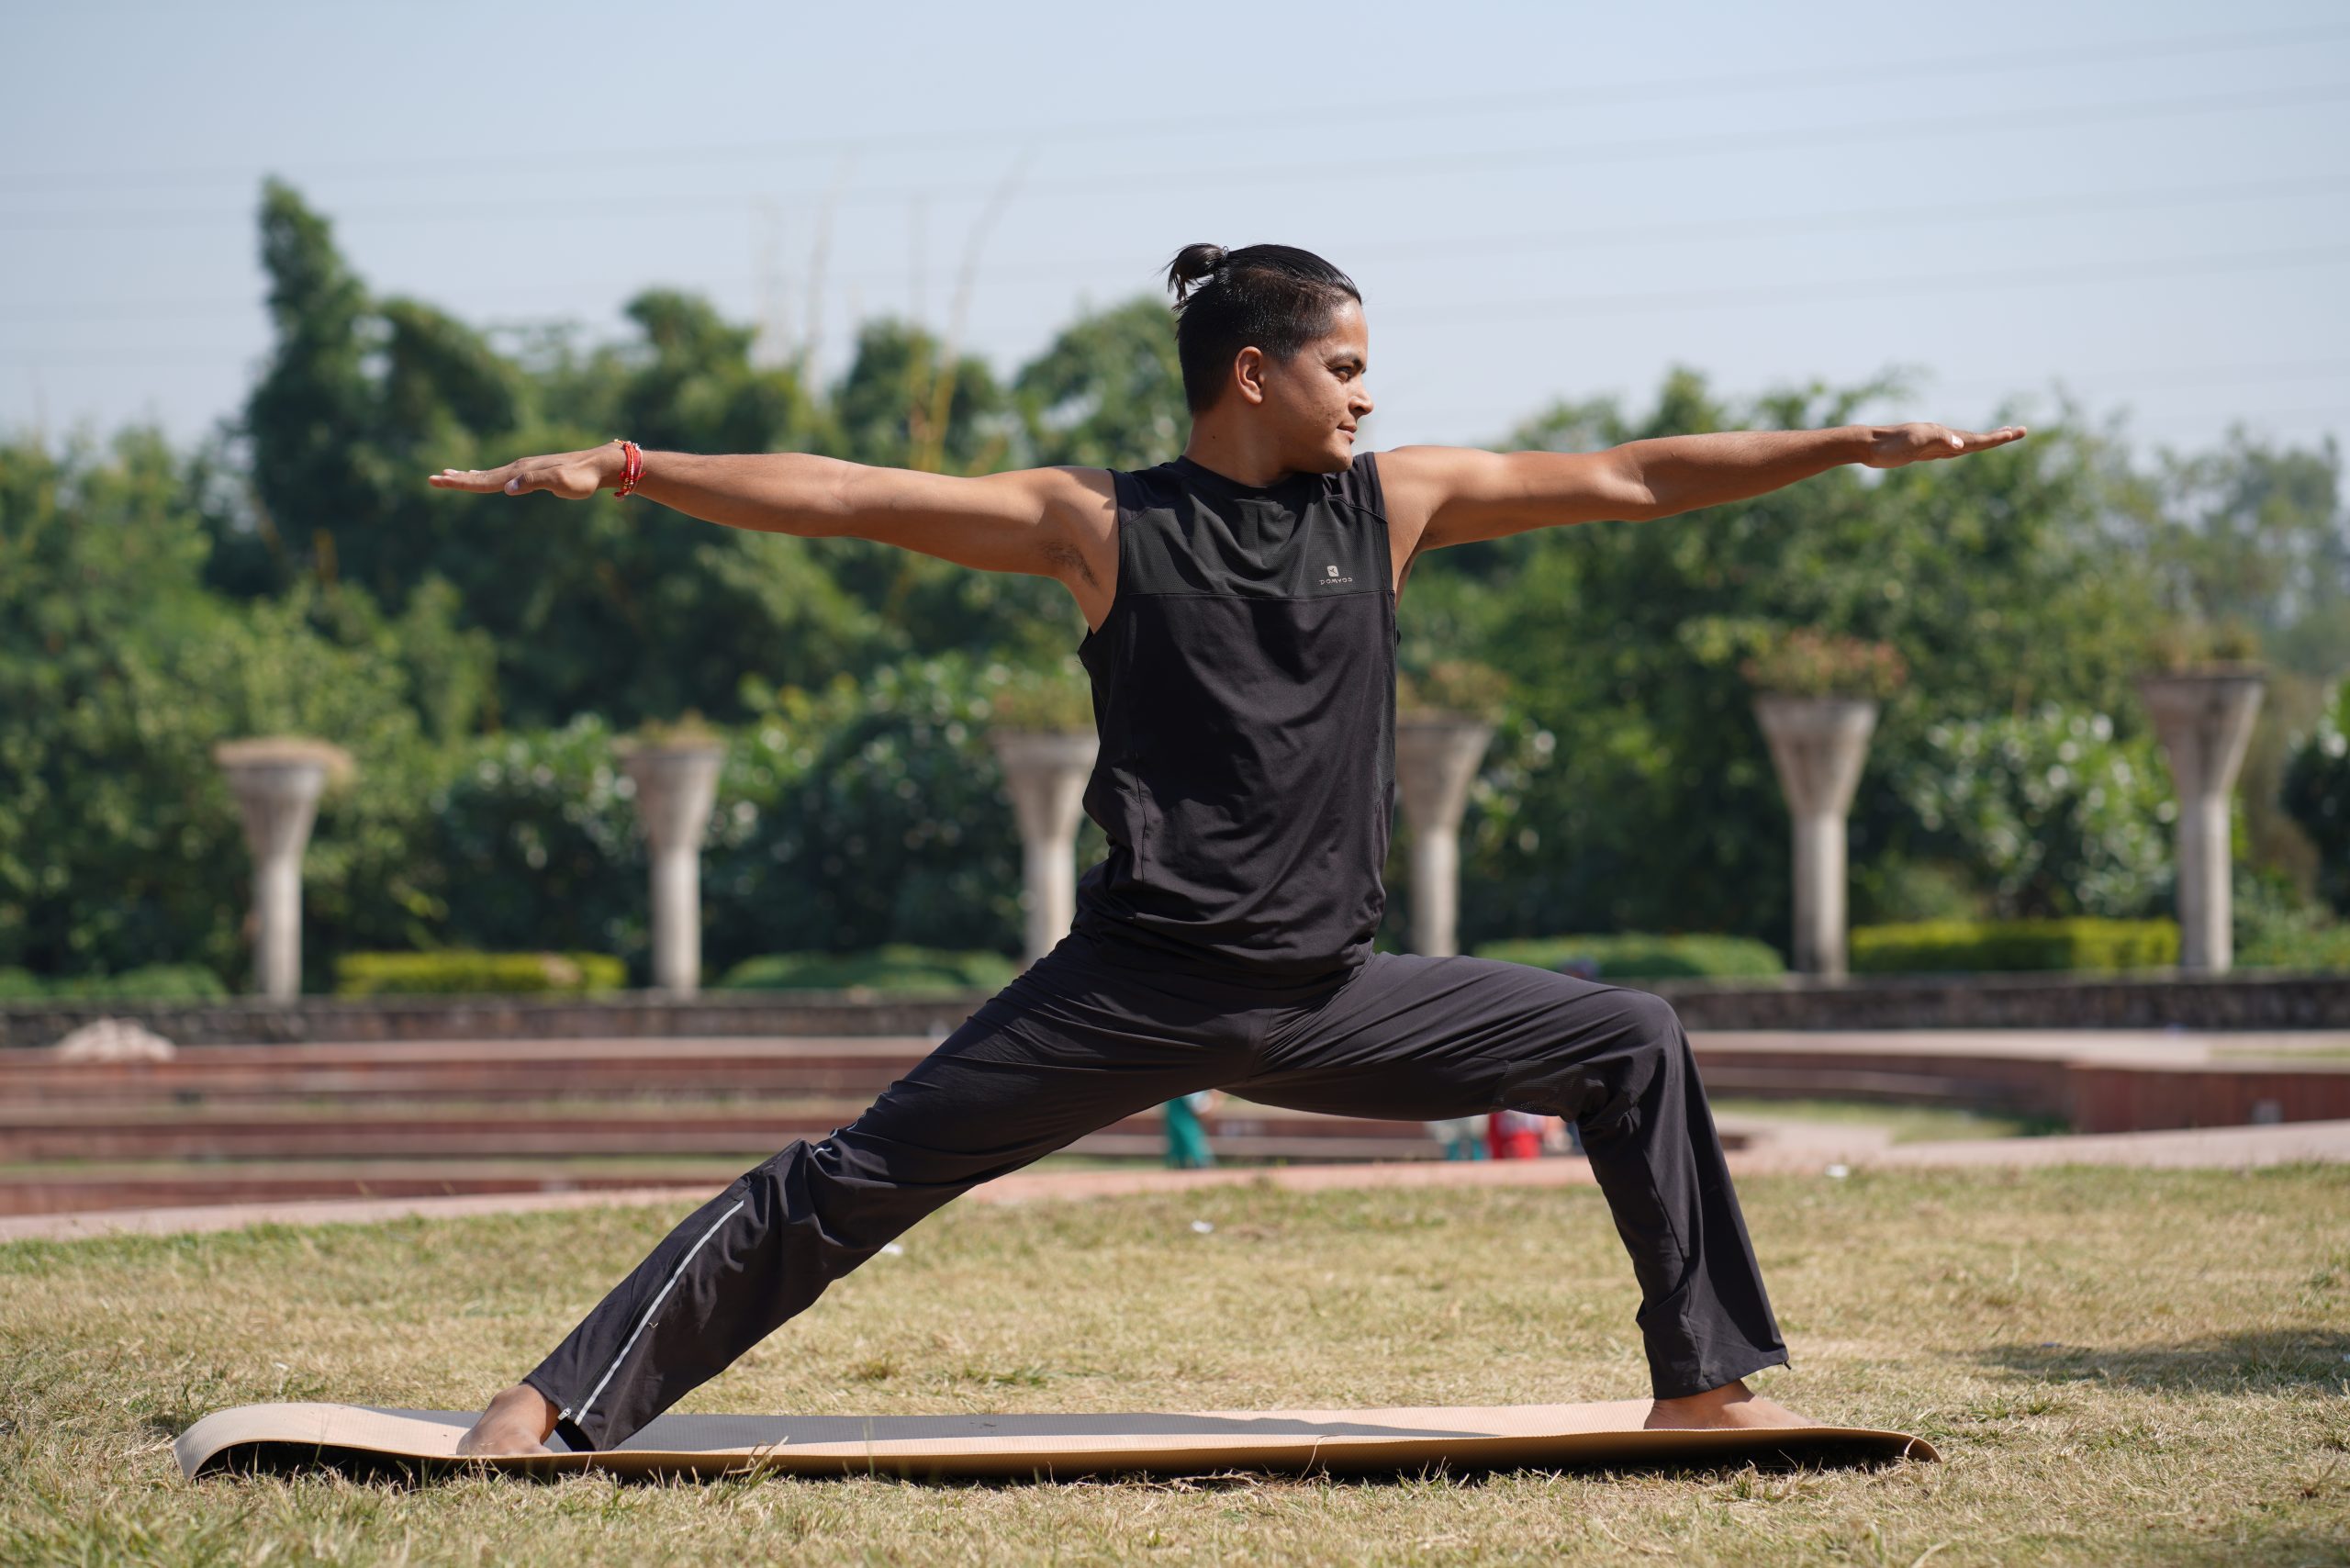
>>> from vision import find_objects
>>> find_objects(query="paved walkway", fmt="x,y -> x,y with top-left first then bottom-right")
5,1114 -> 2343,1245
1698,1028 -> 2350,1065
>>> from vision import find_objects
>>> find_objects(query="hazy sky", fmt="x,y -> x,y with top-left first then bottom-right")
8,0 -> 2348,465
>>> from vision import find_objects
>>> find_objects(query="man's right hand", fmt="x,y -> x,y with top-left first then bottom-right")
429,442 -> 622,499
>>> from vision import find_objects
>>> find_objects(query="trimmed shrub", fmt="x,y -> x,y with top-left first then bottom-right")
1852,918 -> 2179,974
334,950 -> 626,997
715,946 -> 1017,994
0,964 -> 232,1000
2238,915 -> 2350,973
1474,934 -> 1787,980
2235,868 -> 2350,972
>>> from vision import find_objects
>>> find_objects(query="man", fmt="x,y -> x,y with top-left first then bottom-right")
430,242 -> 2023,1456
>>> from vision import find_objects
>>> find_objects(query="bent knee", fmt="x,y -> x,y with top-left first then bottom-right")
1610,988 -> 1684,1052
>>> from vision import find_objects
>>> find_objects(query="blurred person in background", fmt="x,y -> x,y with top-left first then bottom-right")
1164,1089 -> 1218,1169
1427,1114 -> 1489,1160
1488,1108 -> 1549,1159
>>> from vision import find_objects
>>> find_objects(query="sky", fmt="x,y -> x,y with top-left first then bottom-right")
7,0 -> 2348,465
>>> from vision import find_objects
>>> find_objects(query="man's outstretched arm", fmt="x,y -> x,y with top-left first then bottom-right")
428,442 -> 1119,620
1377,421 -> 2028,575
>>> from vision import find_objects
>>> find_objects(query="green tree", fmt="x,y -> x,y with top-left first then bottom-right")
235,179 -> 881,730
1409,369 -> 2161,947
2283,680 -> 2350,915
832,318 -> 1010,475
0,426 -> 482,984
1013,296 -> 1189,469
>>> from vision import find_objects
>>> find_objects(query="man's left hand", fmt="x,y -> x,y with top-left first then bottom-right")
1863,422 -> 2029,468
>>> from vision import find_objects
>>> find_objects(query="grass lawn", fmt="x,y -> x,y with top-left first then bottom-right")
2,1165 -> 2345,1565
1706,1097 -> 2065,1143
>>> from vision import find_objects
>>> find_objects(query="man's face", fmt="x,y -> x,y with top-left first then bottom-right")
1253,298 -> 1374,473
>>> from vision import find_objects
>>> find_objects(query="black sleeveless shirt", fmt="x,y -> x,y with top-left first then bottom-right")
1070,451 -> 1397,987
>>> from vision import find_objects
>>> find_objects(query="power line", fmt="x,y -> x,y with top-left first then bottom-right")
11,20 -> 2347,197
8,243 -> 2349,370
1393,241 -> 2350,321
15,170 -> 2350,328
1430,359 -> 2350,425
9,78 -> 2349,234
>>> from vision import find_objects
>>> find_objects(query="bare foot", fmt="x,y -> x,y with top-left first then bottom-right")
1643,1377 -> 1826,1431
454,1383 -> 559,1457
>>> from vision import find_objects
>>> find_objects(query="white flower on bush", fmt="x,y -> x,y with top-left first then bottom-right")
1896,704 -> 2170,919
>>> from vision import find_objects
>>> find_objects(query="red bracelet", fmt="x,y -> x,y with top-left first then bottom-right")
615,439 -> 644,498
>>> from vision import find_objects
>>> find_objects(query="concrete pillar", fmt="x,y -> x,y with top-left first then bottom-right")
2137,669 -> 2266,972
988,729 -> 1099,965
1395,716 -> 1495,958
1751,696 -> 1879,979
620,740 -> 726,994
212,738 -> 353,1000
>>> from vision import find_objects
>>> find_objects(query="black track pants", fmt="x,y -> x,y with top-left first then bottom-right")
523,935 -> 1790,1450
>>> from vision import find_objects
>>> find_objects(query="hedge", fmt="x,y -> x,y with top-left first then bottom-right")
0,963 -> 230,1001
1851,919 -> 2179,974
334,950 -> 627,996
1473,934 -> 1787,980
714,946 -> 1018,994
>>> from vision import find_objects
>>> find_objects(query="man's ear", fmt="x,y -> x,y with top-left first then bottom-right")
1234,346 -> 1267,407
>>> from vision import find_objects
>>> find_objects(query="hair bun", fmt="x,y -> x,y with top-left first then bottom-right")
1165,243 -> 1227,304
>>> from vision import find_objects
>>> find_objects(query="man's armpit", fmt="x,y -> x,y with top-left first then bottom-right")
1041,538 -> 1099,588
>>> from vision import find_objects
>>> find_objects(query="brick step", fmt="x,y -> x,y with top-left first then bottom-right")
4,1037 -> 936,1106
0,1132 -> 1539,1216
13,1044 -> 2075,1120
0,1164 -> 737,1216
0,1101 -> 1454,1162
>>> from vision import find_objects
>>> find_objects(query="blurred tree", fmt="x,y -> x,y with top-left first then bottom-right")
2116,429 -> 2349,896
821,318 -> 1078,666
1409,369 -> 2162,947
1891,706 -> 2173,919
236,180 -> 877,730
2129,429 -> 2348,675
832,318 -> 1010,475
19,178 -> 2343,976
0,426 -> 480,985
1013,296 -> 1189,469
2283,680 -> 2350,915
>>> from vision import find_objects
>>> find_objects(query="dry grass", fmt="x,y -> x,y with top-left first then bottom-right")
1707,1097 -> 2062,1143
2,1164 -> 2345,1565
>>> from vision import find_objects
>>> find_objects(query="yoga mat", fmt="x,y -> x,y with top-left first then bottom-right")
177,1398 -> 1939,1481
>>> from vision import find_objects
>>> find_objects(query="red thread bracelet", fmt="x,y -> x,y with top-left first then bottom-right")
615,439 -> 644,498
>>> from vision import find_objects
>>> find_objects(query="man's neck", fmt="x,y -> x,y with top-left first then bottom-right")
1179,427 -> 1292,488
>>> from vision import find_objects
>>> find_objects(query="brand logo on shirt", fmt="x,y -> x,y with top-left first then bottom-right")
1318,562 -> 1353,587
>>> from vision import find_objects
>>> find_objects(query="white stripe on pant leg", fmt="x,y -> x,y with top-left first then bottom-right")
567,1197 -> 748,1430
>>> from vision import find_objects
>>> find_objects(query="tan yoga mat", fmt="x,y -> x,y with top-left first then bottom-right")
176,1398 -> 1940,1480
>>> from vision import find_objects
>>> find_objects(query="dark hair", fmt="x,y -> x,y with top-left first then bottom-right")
1163,243 -> 1361,415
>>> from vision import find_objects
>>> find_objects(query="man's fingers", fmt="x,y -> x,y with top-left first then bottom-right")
1919,423 -> 2030,461
428,455 -> 582,494
427,463 -> 517,493
1952,425 -> 2029,454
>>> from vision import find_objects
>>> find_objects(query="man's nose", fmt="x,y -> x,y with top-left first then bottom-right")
1352,386 -> 1375,417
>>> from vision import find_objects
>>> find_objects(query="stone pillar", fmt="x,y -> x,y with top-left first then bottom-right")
212,738 -> 353,1000
988,729 -> 1099,965
1395,715 -> 1495,958
1751,695 -> 1879,979
2137,669 -> 2266,972
620,740 -> 726,994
